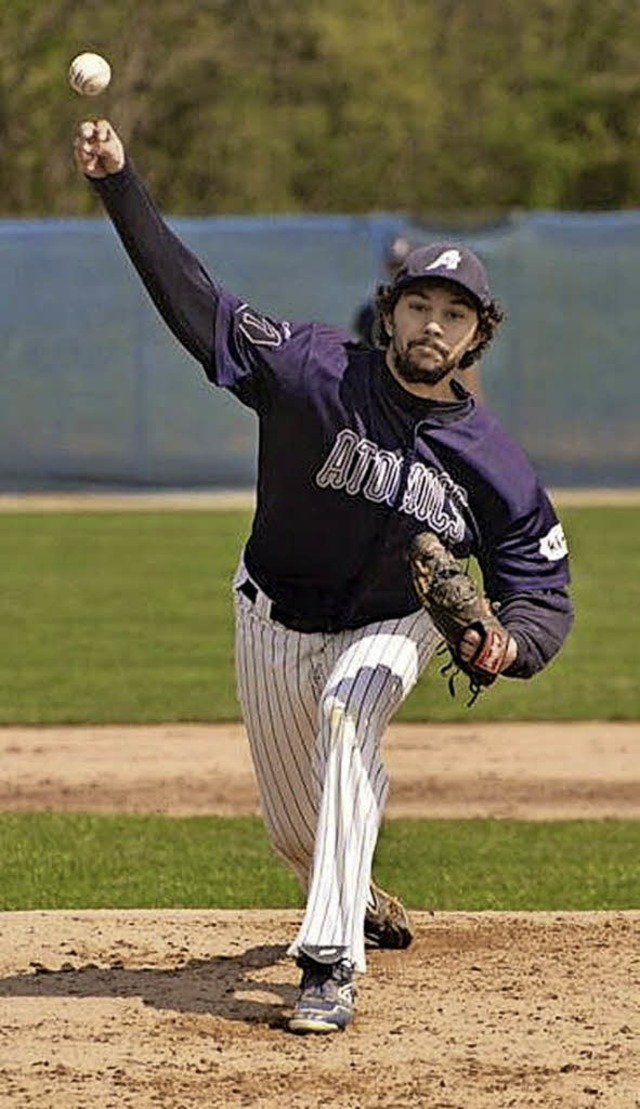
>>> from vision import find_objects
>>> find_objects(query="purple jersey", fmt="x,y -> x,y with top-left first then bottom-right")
92,163 -> 572,670
208,289 -> 569,626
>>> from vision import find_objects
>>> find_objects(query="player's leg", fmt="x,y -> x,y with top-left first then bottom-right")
288,609 -> 441,976
233,582 -> 322,885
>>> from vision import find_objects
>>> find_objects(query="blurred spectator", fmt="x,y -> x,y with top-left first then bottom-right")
352,236 -> 412,347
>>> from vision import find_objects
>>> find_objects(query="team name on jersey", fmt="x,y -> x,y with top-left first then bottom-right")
315,428 -> 468,542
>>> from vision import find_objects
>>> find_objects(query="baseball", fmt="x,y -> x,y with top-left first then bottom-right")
68,52 -> 111,96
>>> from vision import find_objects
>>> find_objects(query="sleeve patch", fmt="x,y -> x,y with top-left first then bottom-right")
236,305 -> 290,348
539,522 -> 569,561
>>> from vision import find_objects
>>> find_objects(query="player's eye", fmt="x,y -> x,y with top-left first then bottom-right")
448,306 -> 471,321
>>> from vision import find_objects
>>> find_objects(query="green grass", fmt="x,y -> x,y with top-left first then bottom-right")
0,505 -> 638,723
374,817 -> 640,911
0,511 -> 245,723
1,507 -> 635,918
0,813 -> 637,911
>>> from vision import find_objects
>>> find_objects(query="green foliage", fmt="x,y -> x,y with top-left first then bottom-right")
2,0 -> 640,215
0,813 -> 637,911
0,504 -> 637,724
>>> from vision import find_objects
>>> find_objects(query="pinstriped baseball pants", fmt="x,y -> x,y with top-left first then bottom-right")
233,562 -> 441,972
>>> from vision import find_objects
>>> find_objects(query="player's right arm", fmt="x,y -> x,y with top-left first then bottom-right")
73,119 -> 348,415
73,119 -> 216,373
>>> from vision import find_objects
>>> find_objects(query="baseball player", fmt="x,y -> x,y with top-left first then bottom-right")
73,120 -> 573,1036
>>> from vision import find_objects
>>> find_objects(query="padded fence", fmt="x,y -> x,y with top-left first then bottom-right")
1,209 -> 638,489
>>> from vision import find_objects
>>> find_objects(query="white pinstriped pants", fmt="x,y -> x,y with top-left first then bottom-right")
233,561 -> 441,971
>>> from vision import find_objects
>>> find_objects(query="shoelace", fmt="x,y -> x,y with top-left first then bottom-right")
438,648 -> 483,707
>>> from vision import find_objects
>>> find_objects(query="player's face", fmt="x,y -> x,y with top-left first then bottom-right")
385,281 -> 480,390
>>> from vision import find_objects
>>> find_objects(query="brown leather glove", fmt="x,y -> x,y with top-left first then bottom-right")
410,531 -> 511,696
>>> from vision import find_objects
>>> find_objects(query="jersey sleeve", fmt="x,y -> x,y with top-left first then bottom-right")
448,410 -> 571,599
479,497 -> 571,600
499,588 -> 574,679
92,162 -> 217,371
469,474 -> 574,680
91,161 -> 349,414
208,292 -> 317,411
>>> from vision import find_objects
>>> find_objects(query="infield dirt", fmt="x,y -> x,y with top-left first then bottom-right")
0,720 -> 638,1108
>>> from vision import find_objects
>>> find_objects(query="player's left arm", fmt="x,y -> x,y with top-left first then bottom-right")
493,587 -> 573,678
476,507 -> 574,680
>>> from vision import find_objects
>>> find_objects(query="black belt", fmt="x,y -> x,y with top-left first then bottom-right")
239,579 -> 340,633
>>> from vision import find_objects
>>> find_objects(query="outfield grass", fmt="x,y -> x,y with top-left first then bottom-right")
0,813 -> 637,912
1,505 -> 637,915
0,505 -> 637,723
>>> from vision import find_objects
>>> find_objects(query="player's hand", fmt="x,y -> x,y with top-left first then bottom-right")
73,119 -> 125,179
457,627 -> 518,671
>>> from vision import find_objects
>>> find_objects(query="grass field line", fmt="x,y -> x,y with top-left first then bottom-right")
0,487 -> 639,512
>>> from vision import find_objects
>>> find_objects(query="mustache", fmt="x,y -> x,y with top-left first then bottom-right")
407,337 -> 449,356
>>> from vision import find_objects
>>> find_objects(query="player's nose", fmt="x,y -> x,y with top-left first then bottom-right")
424,321 -> 444,338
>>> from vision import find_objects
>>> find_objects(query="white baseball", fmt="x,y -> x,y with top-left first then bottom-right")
68,53 -> 112,96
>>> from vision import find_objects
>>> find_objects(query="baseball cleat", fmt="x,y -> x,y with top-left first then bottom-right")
288,955 -> 356,1034
364,881 -> 413,949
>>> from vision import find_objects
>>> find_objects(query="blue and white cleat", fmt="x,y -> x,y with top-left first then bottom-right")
289,954 -> 356,1034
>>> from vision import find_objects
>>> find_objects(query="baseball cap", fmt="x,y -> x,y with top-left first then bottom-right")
390,242 -> 492,307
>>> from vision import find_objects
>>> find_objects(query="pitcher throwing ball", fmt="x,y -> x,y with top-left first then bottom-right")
73,119 -> 574,1035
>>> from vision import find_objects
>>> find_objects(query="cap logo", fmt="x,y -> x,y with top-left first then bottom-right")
425,249 -> 462,272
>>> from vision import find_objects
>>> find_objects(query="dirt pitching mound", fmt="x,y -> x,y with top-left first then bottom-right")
0,909 -> 638,1108
1,720 -> 639,1107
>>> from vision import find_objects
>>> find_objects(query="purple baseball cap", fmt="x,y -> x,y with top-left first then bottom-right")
391,242 -> 492,307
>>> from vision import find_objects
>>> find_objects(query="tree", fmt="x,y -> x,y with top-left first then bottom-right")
1,0 -> 639,215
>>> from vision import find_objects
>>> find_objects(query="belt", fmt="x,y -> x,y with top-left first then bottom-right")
238,579 -> 339,633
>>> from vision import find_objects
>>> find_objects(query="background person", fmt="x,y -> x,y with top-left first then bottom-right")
352,235 -> 413,346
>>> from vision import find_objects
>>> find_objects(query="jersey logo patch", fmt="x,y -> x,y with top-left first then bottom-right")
539,522 -> 569,561
236,306 -> 289,348
425,249 -> 462,273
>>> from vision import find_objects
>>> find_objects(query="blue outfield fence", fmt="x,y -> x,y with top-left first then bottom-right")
1,209 -> 639,490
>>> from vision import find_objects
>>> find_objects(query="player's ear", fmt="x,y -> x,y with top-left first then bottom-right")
382,312 -> 393,338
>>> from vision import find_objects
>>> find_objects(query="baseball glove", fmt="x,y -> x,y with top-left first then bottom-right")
409,531 -> 511,702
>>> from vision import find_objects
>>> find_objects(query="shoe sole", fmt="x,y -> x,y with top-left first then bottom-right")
288,1015 -> 348,1034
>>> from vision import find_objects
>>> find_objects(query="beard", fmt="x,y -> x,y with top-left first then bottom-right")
392,340 -> 455,386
